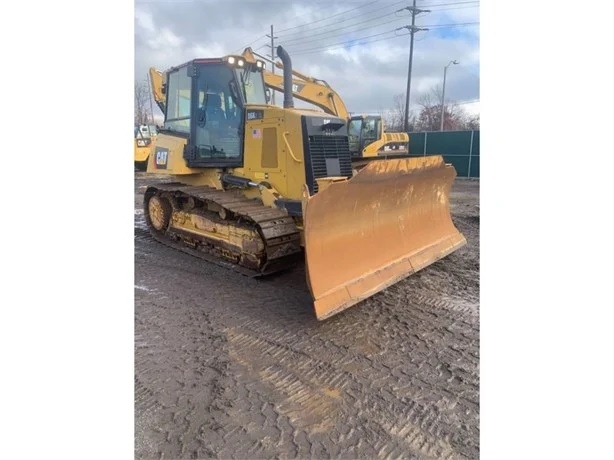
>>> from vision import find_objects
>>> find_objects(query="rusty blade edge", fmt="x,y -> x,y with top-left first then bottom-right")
314,234 -> 467,320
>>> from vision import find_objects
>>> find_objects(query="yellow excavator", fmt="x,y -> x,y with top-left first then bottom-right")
257,53 -> 410,162
134,125 -> 156,171
143,46 -> 466,320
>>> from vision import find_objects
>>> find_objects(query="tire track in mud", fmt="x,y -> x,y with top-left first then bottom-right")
221,323 -> 463,460
135,237 -> 478,459
320,297 -> 478,459
134,177 -> 480,459
135,283 -> 231,459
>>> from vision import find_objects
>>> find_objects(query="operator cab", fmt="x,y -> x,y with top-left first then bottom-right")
161,55 -> 267,167
348,115 -> 383,157
134,125 -> 151,147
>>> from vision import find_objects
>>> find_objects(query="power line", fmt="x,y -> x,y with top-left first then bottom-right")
418,0 -> 478,6
280,12 -> 406,48
289,31 -> 410,56
422,21 -> 479,27
286,20 -> 476,56
429,4 -> 479,11
284,18 -> 478,53
238,0 -> 475,48
275,0 -> 382,33
286,23 -> 479,56
237,2 -> 402,53
277,0 -> 406,39
288,29 -> 400,55
233,33 -> 268,54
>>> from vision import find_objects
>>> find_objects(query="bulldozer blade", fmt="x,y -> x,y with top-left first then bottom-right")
302,155 -> 467,320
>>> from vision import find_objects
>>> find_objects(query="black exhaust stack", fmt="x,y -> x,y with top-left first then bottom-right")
276,45 -> 294,109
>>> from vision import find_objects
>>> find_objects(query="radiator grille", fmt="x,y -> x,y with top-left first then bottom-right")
307,135 -> 353,193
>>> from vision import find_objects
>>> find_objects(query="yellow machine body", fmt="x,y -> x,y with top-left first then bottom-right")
361,132 -> 410,156
134,128 -> 154,170
146,104 -> 318,203
134,140 -> 151,162
142,46 -> 466,320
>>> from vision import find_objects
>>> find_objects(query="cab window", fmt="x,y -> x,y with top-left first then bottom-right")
165,68 -> 192,133
193,64 -> 243,160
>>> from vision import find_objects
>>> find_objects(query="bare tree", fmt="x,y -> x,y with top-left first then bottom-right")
384,93 -> 415,132
412,85 -> 478,131
414,92 -> 437,131
464,113 -> 480,130
134,80 -> 152,126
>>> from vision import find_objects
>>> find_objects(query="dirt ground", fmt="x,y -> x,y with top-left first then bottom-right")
134,172 -> 480,460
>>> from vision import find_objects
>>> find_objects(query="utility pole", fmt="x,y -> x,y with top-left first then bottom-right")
266,24 -> 278,105
399,0 -> 429,132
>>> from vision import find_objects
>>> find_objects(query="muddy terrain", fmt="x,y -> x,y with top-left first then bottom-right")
134,173 -> 480,460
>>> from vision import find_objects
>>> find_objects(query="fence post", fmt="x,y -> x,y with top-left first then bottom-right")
467,130 -> 474,178
423,131 -> 428,156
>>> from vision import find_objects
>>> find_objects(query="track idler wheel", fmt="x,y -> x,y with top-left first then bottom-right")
147,193 -> 172,232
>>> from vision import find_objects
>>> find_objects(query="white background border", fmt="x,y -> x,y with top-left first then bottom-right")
1,0 -> 613,458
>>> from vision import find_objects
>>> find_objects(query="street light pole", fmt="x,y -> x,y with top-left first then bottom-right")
440,60 -> 458,131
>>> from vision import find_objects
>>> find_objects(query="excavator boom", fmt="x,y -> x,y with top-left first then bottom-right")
262,67 -> 350,119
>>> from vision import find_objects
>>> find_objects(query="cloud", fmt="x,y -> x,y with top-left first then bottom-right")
134,0 -> 480,117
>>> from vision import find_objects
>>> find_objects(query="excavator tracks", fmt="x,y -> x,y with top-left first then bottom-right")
144,183 -> 303,278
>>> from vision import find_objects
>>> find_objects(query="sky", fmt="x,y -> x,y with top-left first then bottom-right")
134,0 -> 480,122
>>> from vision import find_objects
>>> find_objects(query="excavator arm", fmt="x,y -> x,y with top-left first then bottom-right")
242,47 -> 350,119
148,67 -> 166,114
261,68 -> 349,119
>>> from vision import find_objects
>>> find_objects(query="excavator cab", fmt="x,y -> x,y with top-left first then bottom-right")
348,115 -> 382,157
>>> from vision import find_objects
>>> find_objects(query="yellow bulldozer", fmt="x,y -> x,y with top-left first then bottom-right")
257,51 -> 410,162
142,45 -> 466,320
